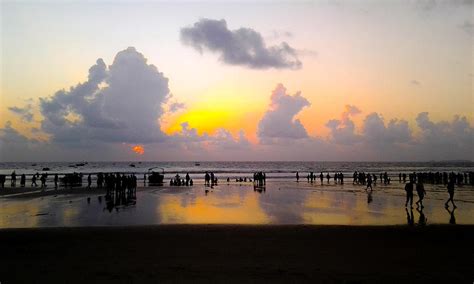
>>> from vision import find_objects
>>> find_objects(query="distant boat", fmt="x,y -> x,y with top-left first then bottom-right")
75,163 -> 86,167
42,167 -> 50,171
129,164 -> 136,167
195,162 -> 201,166
31,163 -> 37,166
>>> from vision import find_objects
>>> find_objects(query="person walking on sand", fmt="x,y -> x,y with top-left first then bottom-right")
405,180 -> 414,208
31,174 -> 37,187
415,181 -> 426,208
445,180 -> 457,208
366,174 -> 373,191
296,171 -> 299,182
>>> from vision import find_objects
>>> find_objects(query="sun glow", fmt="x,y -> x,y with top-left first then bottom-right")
131,145 -> 145,155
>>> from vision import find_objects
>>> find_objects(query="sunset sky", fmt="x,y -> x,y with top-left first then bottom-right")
1,0 -> 473,161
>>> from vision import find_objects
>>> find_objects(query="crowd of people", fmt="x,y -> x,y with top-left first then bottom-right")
204,172 -> 218,187
170,173 -> 193,186
1,169 -> 473,209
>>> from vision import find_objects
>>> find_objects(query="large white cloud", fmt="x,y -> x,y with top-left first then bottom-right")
180,19 -> 301,69
257,84 -> 310,143
39,47 -> 170,145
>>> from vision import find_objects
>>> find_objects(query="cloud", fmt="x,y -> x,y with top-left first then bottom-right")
39,47 -> 170,145
168,102 -> 186,113
8,105 -> 34,122
326,105 -> 362,145
180,18 -> 301,69
416,112 -> 474,157
460,20 -> 474,36
0,122 -> 40,161
258,84 -> 310,143
362,113 -> 412,146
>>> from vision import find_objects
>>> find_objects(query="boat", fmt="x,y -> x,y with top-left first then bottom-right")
129,164 -> 136,167
42,167 -> 50,171
195,162 -> 201,166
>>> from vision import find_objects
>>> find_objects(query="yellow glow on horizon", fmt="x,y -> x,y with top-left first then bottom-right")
162,85 -> 266,142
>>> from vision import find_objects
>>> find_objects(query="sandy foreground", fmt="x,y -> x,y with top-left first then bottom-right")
0,225 -> 473,283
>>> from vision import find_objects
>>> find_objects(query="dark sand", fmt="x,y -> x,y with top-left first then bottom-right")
0,225 -> 473,283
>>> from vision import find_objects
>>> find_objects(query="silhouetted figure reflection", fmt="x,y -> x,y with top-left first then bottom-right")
445,207 -> 456,225
404,181 -> 414,208
405,207 -> 414,226
416,207 -> 427,226
367,190 -> 373,204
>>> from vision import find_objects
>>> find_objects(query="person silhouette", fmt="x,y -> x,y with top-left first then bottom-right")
415,181 -> 426,208
11,171 -> 16,187
366,175 -> 373,191
296,171 -> 299,182
54,174 -> 58,189
404,181 -> 414,208
445,181 -> 456,208
445,207 -> 456,224
31,175 -> 37,187
87,174 -> 92,189
20,174 -> 26,187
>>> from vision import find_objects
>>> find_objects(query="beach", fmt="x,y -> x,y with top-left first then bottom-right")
1,163 -> 474,282
1,225 -> 473,283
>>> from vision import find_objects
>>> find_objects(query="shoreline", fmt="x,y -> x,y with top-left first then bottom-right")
0,225 -> 473,283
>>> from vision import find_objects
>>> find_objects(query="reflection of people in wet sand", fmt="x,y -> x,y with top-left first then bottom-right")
405,207 -> 414,226
367,190 -> 373,204
404,181 -> 414,208
444,181 -> 456,209
415,182 -> 426,209
445,207 -> 456,225
416,207 -> 427,226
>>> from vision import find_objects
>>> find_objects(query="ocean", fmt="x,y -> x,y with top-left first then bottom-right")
1,161 -> 473,181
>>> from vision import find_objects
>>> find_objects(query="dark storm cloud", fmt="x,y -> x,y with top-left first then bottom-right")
8,105 -> 34,122
39,47 -> 170,145
180,19 -> 302,69
258,84 -> 310,143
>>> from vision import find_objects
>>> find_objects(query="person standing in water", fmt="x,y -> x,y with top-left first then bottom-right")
296,172 -> 299,182
415,181 -> 426,208
445,180 -> 456,208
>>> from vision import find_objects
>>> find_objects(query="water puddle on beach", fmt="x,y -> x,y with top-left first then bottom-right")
1,181 -> 474,228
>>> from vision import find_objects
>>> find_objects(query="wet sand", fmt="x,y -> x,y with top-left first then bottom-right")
0,225 -> 473,283
1,181 -> 474,227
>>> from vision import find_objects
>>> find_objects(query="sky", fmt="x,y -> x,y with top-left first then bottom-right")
0,0 -> 473,161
